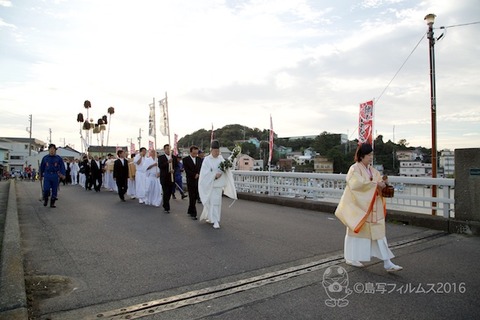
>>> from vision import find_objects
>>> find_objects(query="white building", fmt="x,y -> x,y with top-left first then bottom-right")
399,161 -> 432,177
0,137 -> 46,172
26,146 -> 82,170
439,149 -> 455,177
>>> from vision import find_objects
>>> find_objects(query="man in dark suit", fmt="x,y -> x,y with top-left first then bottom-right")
81,155 -> 92,190
183,145 -> 202,220
113,149 -> 129,201
158,144 -> 177,213
90,155 -> 103,192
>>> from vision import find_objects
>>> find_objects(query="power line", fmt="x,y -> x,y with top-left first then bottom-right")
376,32 -> 426,104
376,21 -> 480,105
439,21 -> 480,29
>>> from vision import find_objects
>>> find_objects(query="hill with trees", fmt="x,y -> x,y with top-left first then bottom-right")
177,124 -> 430,174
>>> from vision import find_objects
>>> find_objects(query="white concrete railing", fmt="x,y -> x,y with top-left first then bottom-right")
232,171 -> 455,218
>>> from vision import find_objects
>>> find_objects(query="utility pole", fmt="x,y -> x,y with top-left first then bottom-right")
26,114 -> 32,156
137,128 -> 142,148
49,128 -> 52,144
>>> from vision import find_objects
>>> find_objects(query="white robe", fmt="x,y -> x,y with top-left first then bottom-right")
104,159 -> 117,191
198,154 -> 237,224
336,162 -> 394,262
144,157 -> 162,207
134,154 -> 147,201
70,162 -> 79,185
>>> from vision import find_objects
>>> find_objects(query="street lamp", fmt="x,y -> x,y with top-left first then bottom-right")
425,13 -> 437,215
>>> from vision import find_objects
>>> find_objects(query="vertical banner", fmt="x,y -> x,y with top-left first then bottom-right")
269,115 -> 274,164
130,142 -> 136,155
173,133 -> 179,156
359,100 -> 374,145
159,98 -> 169,136
148,140 -> 154,151
148,102 -> 156,137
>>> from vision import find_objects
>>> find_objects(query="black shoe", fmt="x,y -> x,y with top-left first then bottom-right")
120,197 -> 126,202
181,194 -> 187,199
43,197 -> 48,207
50,199 -> 56,208
172,194 -> 177,199
191,216 -> 198,220
164,210 -> 170,214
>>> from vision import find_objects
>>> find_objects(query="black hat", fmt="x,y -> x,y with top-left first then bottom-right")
48,144 -> 57,150
211,140 -> 220,149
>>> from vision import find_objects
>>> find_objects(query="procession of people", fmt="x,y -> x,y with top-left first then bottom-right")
39,140 -> 237,229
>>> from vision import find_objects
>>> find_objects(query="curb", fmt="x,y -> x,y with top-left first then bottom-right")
237,192 -> 479,236
0,180 -> 28,320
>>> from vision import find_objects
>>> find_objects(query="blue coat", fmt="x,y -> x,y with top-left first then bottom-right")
40,154 -> 66,178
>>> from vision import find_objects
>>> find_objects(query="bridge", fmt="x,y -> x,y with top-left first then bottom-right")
1,179 -> 479,319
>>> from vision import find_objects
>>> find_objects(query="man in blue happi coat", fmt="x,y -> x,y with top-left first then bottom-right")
39,144 -> 66,208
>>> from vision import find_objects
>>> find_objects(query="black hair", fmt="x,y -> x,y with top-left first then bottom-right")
354,143 -> 373,162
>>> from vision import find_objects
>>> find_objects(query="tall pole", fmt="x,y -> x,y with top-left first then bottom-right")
425,13 -> 437,215
153,97 -> 157,151
138,128 -> 142,148
27,114 -> 32,156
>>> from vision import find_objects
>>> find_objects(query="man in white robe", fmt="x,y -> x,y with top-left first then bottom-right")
144,150 -> 162,207
199,140 -> 237,229
134,147 -> 148,204
70,159 -> 80,185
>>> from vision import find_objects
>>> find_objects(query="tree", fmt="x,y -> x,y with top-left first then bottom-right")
241,142 -> 258,158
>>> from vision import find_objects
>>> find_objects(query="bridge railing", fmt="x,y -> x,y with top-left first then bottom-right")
232,171 -> 455,218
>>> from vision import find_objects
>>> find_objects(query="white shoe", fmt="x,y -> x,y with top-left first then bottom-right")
345,260 -> 364,267
385,264 -> 403,272
213,222 -> 220,229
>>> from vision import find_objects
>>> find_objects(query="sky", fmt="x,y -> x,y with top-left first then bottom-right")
1,0 -> 479,153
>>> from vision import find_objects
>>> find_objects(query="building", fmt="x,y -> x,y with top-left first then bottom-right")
396,150 -> 423,161
439,149 -> 455,177
88,145 -> 129,158
0,146 -> 9,178
0,137 -> 46,172
237,154 -> 255,171
313,156 -> 333,174
399,161 -> 432,177
278,159 -> 293,171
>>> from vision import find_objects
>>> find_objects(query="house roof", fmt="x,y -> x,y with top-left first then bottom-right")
88,145 -> 128,153
0,137 -> 46,146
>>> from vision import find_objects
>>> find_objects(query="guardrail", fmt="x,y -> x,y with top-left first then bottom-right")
232,171 -> 455,218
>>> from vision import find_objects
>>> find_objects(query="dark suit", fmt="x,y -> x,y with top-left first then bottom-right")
81,159 -> 91,190
90,159 -> 103,191
183,155 -> 202,217
113,158 -> 129,201
158,154 -> 178,211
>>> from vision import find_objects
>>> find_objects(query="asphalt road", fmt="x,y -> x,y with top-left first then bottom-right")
14,180 -> 480,320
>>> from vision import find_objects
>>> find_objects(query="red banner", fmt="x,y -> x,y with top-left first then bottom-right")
359,100 -> 374,145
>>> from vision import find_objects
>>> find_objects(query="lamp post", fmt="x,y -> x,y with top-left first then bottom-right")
425,13 -> 437,215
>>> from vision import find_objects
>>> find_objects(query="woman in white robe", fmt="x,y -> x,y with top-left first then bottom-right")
335,143 -> 402,272
198,140 -> 237,229
144,150 -> 162,207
